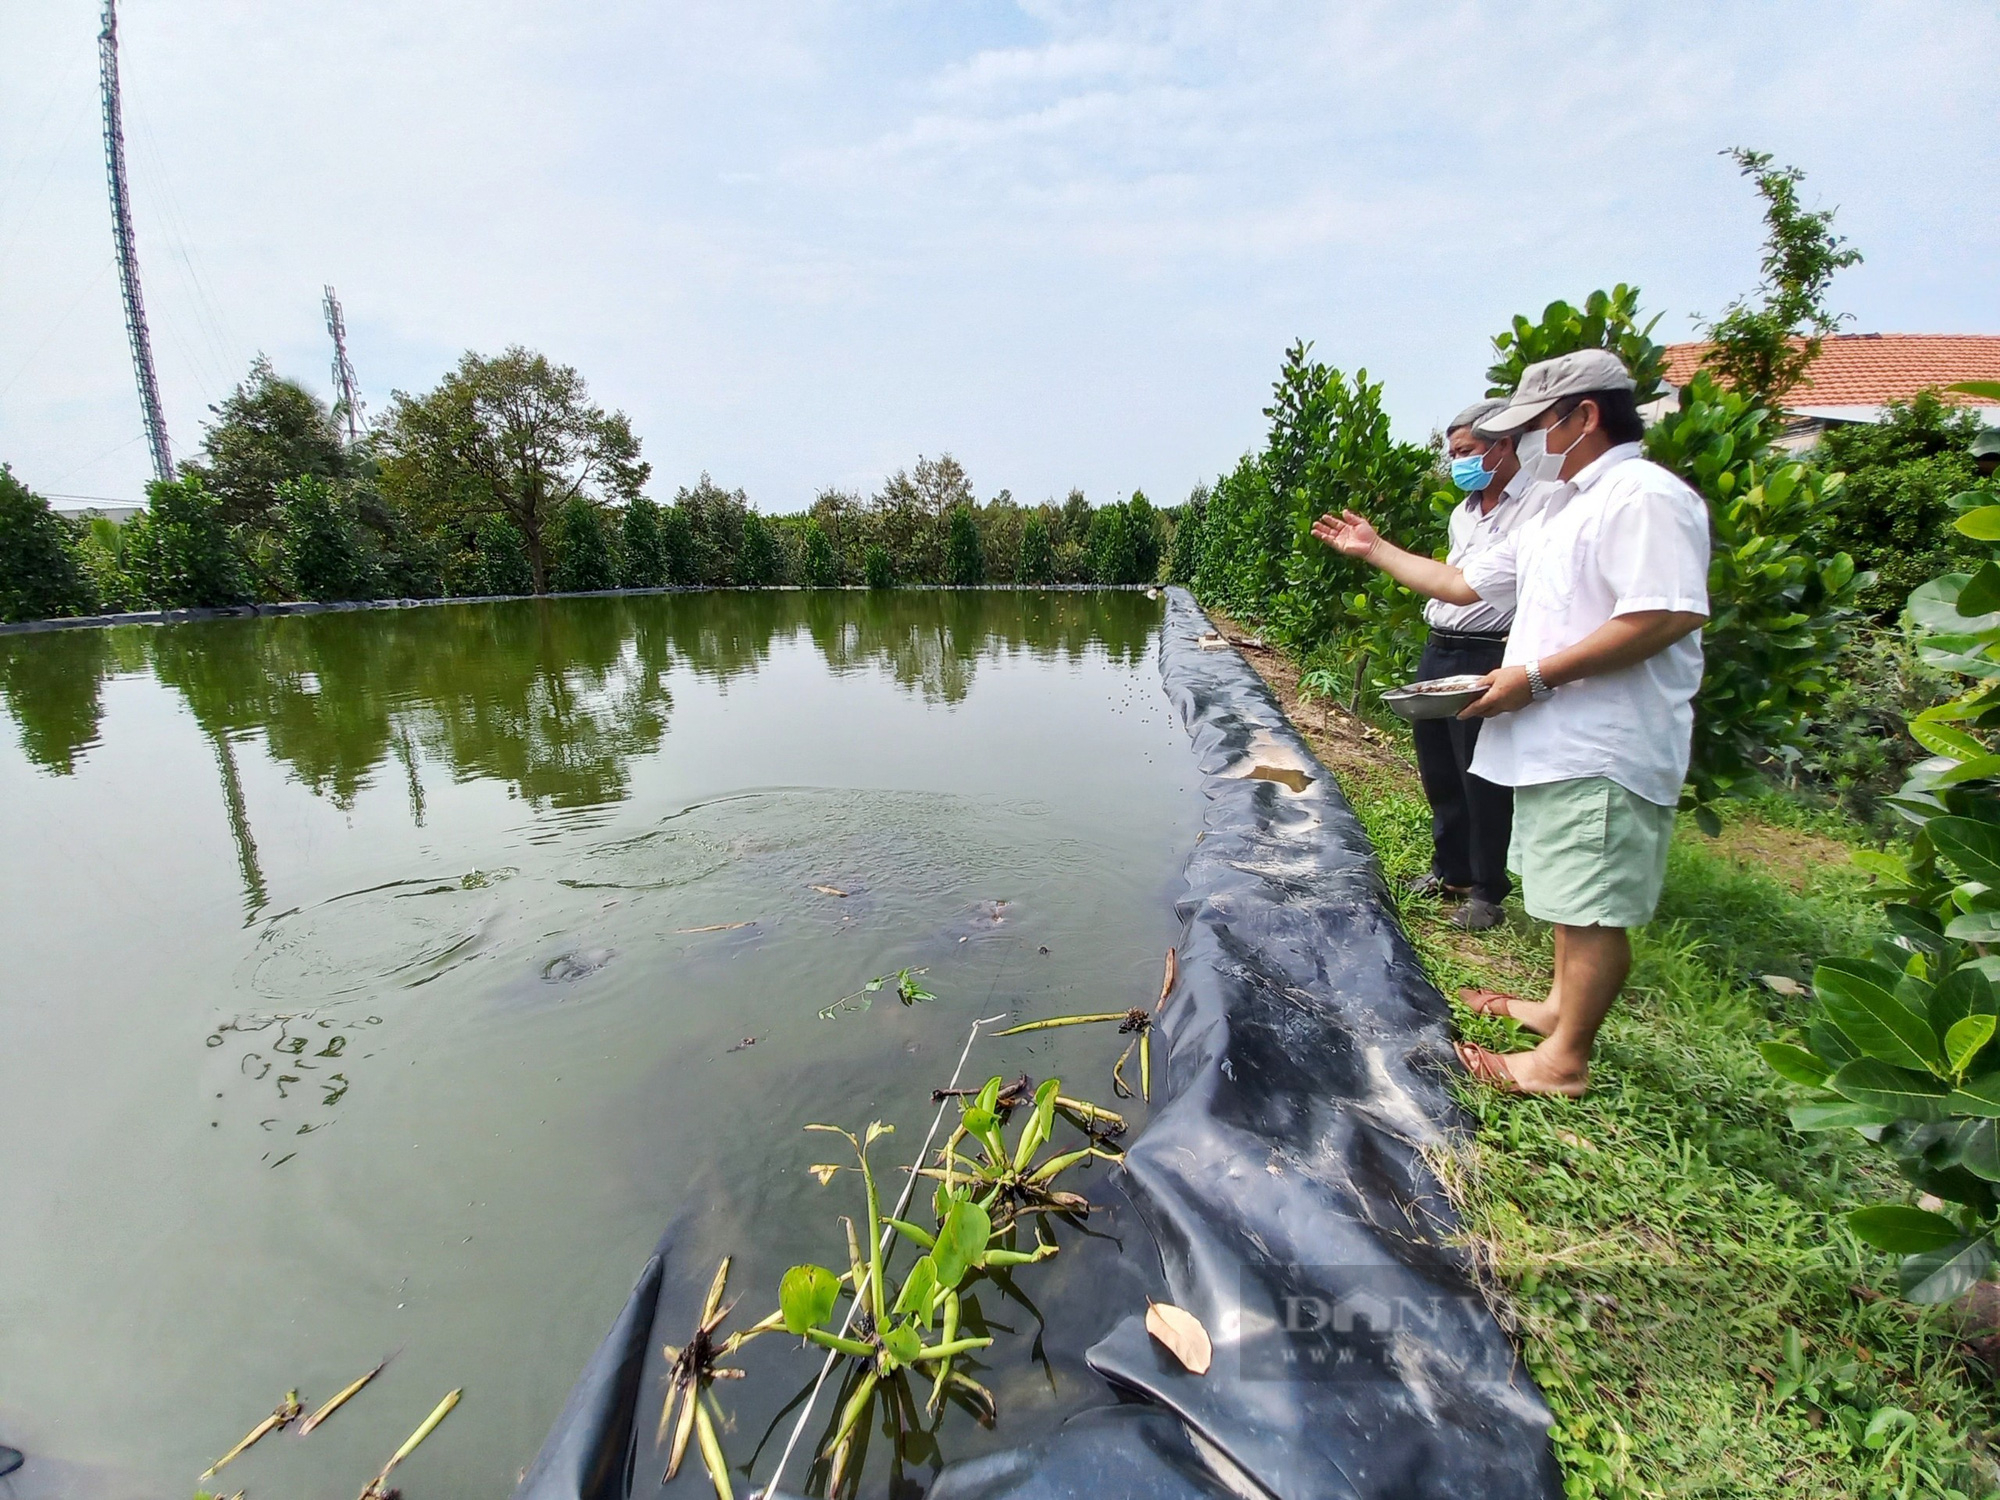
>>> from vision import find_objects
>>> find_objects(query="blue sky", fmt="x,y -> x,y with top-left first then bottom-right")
3,1 -> 1996,511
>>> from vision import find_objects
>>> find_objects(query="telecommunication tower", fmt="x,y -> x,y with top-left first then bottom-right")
97,0 -> 173,484
323,285 -> 364,443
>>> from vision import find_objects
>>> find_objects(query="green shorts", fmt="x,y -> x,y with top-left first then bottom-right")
1509,776 -> 1675,929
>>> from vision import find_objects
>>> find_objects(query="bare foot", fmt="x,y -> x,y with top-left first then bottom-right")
1459,987 -> 1559,1037
1454,1041 -> 1588,1098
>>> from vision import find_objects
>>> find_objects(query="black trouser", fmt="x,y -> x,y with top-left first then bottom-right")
1413,629 -> 1513,903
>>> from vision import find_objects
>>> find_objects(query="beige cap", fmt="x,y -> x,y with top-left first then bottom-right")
1475,348 -> 1637,435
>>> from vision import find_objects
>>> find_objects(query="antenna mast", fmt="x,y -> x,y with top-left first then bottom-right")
98,0 -> 173,484
323,285 -> 364,443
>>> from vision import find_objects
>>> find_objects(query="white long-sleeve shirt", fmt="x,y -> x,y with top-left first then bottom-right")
1464,443 -> 1712,808
1423,471 -> 1554,635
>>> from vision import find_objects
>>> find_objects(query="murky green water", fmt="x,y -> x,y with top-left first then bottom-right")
0,591 -> 1201,1499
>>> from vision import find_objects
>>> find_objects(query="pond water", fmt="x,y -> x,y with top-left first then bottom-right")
0,591 -> 1204,1500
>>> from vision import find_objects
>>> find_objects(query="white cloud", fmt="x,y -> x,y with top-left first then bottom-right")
0,0 -> 1994,511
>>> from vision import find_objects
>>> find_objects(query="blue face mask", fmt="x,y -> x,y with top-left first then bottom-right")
1449,453 -> 1495,493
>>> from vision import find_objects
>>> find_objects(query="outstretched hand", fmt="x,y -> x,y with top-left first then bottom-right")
1311,510 -> 1381,560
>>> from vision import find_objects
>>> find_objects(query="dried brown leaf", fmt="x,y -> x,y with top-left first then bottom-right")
1144,1301 -> 1211,1374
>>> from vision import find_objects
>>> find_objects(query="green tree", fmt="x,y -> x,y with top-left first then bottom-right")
800,518 -> 839,587
621,495 -> 667,588
1127,491 -> 1162,583
675,475 -> 749,585
1815,392 -> 1987,615
182,355 -> 348,526
873,455 -> 974,582
377,347 -> 648,594
659,502 -> 697,585
944,505 -> 984,585
738,511 -> 780,585
1165,486 -> 1207,585
863,544 -> 894,589
1057,489 -> 1092,548
127,474 -> 250,609
1017,513 -> 1054,583
1089,503 -> 1139,585
474,514 -> 533,595
551,495 -> 618,592
0,467 -> 96,622
278,475 -> 379,602
1700,148 -> 1863,411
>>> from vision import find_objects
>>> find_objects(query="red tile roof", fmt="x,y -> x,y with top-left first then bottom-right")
1661,333 -> 2000,409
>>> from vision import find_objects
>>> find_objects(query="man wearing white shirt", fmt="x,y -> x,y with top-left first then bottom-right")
1410,399 -> 1549,932
1312,349 -> 1710,1096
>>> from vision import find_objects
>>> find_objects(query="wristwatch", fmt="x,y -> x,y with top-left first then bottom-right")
1526,660 -> 1553,700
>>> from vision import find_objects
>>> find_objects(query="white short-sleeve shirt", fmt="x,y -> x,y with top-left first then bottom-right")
1467,442 -> 1711,807
1423,472 -> 1556,634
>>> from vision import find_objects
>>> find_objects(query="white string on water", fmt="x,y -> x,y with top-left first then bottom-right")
754,1010 -> 1007,1500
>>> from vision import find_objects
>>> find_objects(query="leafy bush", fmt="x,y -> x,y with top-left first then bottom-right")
944,505 -> 984,585
1644,370 -> 1866,812
473,515 -> 533,595
1767,437 -> 2000,1304
1088,503 -> 1138,585
621,495 -> 666,588
278,476 -> 379,602
1783,631 -> 1954,820
1165,487 -> 1205,585
127,475 -> 249,609
0,467 -> 96,622
1192,342 -> 1438,690
863,544 -> 894,590
1485,285 -> 1668,403
1814,392 -> 1989,616
1017,514 -> 1053,584
551,495 -> 618,592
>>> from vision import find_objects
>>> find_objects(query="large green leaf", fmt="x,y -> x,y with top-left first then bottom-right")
1930,816 -> 2000,889
1759,1041 -> 1830,1088
1909,574 -> 1992,634
1845,1204 -> 1964,1253
1790,1098 -> 1899,1132
1813,958 -> 1943,1073
1807,1018 -> 1860,1068
931,1197 -> 991,1290
1927,965 -> 1995,1039
1959,1119 -> 2000,1182
1957,561 -> 2000,619
892,1255 -> 939,1327
1948,380 -> 2000,402
882,1321 -> 923,1367
1947,1014 -> 1998,1076
1910,717 -> 1989,761
1827,1058 -> 1950,1121
1957,505 -> 2000,543
1949,1071 -> 2000,1118
780,1263 -> 843,1335
1899,1235 -> 1997,1305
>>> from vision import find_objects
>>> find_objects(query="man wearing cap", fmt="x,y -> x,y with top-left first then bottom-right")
1313,349 -> 1711,1096
1407,400 -> 1542,931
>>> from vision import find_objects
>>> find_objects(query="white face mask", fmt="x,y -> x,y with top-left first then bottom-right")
1518,409 -> 1582,484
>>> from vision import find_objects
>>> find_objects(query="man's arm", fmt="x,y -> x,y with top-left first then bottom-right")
1310,511 -> 1481,605
1459,610 -> 1707,718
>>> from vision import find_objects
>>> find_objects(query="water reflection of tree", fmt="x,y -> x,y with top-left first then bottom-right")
0,630 -> 116,773
1,590 -> 1159,845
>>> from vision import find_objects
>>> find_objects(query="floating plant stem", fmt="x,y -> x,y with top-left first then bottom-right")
357,1388 -> 460,1500
992,1011 -> 1130,1036
200,1391 -> 301,1479
299,1357 -> 391,1436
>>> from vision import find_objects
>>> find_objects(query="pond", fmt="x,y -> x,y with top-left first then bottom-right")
0,590 -> 1204,1500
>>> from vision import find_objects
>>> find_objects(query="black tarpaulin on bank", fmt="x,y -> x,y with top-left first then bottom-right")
515,587 -> 1559,1500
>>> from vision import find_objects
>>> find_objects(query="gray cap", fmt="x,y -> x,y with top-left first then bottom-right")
1476,348 -> 1638,435
1972,427 -> 2000,459
1447,398 -> 1509,435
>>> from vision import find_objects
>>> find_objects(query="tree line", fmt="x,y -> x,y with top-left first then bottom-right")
1,348 -> 1180,623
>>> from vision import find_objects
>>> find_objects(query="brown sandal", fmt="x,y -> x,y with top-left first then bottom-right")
1459,987 -> 1522,1021
1454,1041 -> 1524,1093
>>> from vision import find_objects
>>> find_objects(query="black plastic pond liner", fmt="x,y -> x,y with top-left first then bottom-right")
514,587 -> 1558,1500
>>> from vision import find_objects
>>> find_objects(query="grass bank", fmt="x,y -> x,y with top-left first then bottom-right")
1212,625 -> 2000,1500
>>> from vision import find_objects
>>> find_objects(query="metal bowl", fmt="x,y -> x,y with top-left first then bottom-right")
1381,674 -> 1490,722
